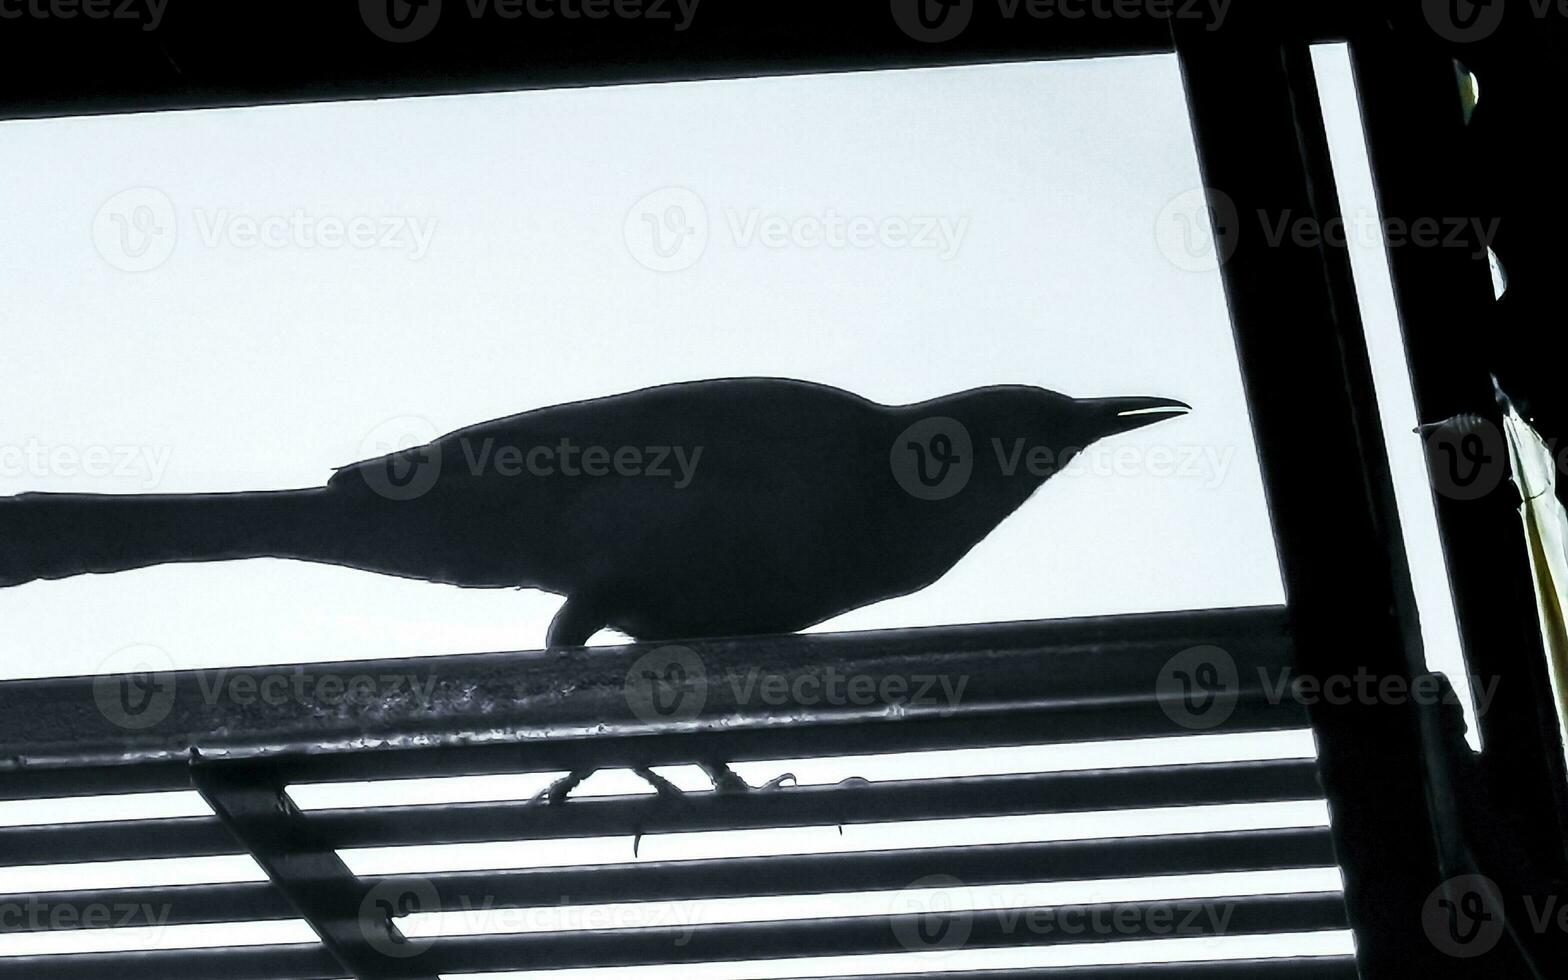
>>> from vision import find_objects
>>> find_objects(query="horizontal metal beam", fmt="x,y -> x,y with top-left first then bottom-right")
0,698 -> 1309,802
0,952 -> 1363,980
0,893 -> 1347,978
413,892 -> 1351,972
2,828 -> 1336,932
0,943 -> 342,980
1,760 -> 1322,865
797,964 -> 1363,980
0,608 -> 1297,798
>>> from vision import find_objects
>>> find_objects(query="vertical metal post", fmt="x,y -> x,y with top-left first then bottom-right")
1173,9 -> 1517,975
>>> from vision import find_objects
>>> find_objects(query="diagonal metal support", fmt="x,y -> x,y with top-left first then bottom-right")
188,752 -> 440,980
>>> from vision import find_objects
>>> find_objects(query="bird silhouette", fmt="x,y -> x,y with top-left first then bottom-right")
0,378 -> 1188,643
1,378 -> 1187,796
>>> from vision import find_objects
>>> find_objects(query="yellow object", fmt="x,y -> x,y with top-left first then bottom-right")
1501,401 -> 1568,772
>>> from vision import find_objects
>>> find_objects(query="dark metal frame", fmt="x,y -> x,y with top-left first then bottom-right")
1,2 -> 1562,977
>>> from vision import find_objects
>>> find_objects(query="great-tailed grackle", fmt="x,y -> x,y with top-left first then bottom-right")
0,378 -> 1188,639
1,378 -> 1187,796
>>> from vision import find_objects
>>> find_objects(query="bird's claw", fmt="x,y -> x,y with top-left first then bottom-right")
631,766 -> 687,803
705,764 -> 798,794
530,782 -> 574,806
531,769 -> 591,806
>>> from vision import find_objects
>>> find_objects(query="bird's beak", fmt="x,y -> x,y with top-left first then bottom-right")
1079,395 -> 1193,438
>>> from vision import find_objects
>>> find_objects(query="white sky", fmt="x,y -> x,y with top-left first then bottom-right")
0,54 -> 1283,678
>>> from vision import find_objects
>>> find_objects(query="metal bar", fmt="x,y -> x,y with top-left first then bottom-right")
406,893 -> 1350,973
0,943 -> 343,980
0,0 -> 1183,124
0,894 -> 1348,979
1172,8 -> 1471,976
315,760 -> 1325,846
812,964 -> 1364,980
1349,10 -> 1568,861
3,760 -> 1324,865
2,828 -> 1337,932
188,758 -> 437,980
0,951 -> 1363,980
0,881 -> 288,933
0,608 -> 1296,789
0,697 -> 1310,802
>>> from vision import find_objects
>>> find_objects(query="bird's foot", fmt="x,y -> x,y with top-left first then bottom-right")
531,768 -> 593,806
700,761 -> 797,795
631,766 -> 688,802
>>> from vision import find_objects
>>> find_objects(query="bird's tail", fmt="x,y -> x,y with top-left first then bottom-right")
0,489 -> 344,588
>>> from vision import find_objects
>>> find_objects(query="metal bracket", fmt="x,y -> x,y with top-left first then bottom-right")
188,751 -> 440,980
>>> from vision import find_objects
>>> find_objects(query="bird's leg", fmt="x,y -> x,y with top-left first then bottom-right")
699,761 -> 797,794
631,766 -> 687,801
547,594 -> 606,648
532,768 -> 595,805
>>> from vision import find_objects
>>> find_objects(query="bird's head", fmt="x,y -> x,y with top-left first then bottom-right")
895,385 -> 1192,497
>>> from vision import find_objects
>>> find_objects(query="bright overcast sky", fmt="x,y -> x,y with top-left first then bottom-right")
0,53 -> 1284,678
